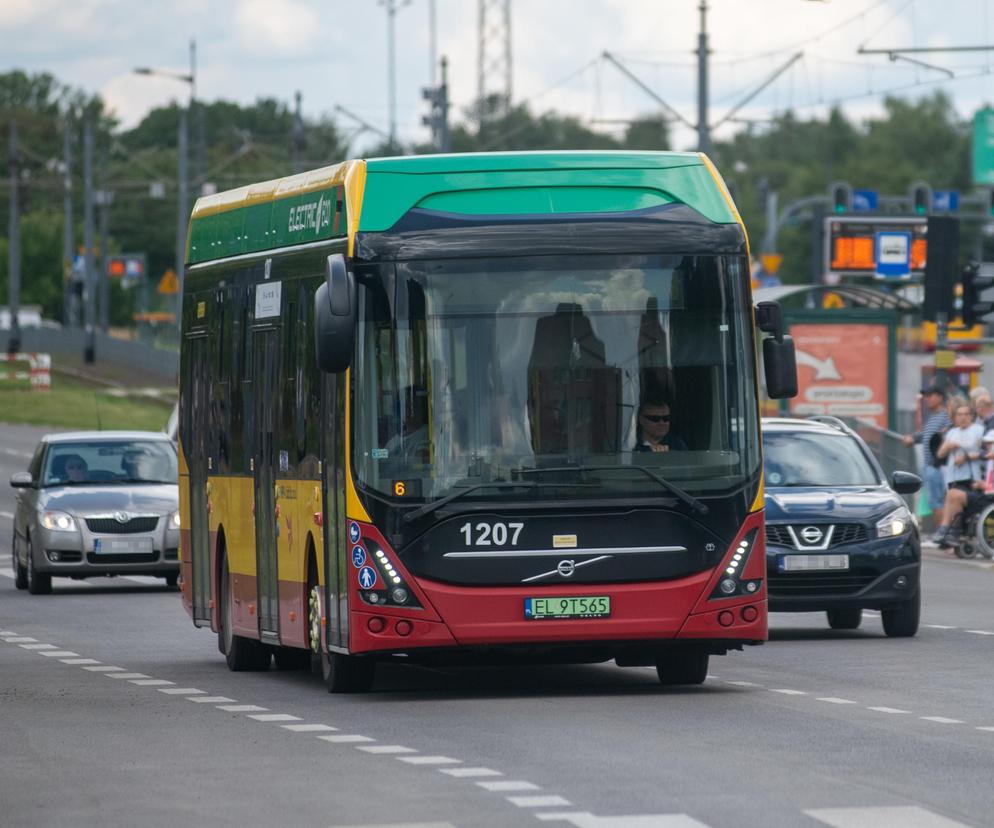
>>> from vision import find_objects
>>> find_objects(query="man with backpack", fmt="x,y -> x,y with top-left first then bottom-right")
902,385 -> 951,532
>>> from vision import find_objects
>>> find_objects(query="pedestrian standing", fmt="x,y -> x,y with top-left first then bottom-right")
902,385 -> 951,531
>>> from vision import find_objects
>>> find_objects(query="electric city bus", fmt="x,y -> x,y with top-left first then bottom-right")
178,152 -> 797,692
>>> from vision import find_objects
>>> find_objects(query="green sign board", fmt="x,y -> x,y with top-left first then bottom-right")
973,108 -> 994,186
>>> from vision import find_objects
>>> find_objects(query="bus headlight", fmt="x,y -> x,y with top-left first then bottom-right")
41,511 -> 78,532
876,507 -> 911,538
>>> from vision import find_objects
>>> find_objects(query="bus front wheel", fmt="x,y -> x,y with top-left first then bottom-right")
308,583 -> 375,693
655,647 -> 709,686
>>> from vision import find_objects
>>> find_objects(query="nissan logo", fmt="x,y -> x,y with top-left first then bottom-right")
115,512 -> 131,524
557,560 -> 576,577
800,526 -> 823,544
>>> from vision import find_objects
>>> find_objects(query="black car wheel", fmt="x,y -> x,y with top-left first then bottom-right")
164,572 -> 179,588
655,646 -> 709,686
25,539 -> 52,595
826,608 -> 862,630
13,537 -> 27,590
882,589 -> 920,638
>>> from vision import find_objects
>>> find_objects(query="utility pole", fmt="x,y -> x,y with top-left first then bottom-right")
477,0 -> 513,121
428,0 -> 437,86
7,121 -> 21,355
97,143 -> 112,333
191,39 -> 206,194
83,110 -> 96,364
292,91 -> 304,174
422,56 -> 450,153
696,0 -> 710,154
176,105 -> 188,328
62,114 -> 75,328
380,0 -> 411,151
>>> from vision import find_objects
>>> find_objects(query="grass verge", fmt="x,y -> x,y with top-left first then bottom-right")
0,376 -> 171,431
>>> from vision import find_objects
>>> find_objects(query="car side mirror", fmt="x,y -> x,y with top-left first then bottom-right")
891,470 -> 922,495
10,472 -> 34,489
314,252 -> 356,374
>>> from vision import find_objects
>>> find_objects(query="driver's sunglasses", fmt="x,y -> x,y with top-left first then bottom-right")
641,414 -> 671,423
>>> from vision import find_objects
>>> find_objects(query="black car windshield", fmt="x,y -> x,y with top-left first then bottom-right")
353,253 -> 760,503
43,440 -> 178,487
764,430 -> 880,487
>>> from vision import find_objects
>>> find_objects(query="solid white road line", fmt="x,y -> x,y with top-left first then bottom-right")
805,805 -> 972,827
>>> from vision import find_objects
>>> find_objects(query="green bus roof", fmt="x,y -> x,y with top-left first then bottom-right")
187,152 -> 739,265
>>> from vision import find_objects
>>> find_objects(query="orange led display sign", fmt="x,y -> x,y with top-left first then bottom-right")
824,216 -> 927,279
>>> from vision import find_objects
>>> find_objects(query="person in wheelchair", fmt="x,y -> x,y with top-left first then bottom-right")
942,430 -> 994,557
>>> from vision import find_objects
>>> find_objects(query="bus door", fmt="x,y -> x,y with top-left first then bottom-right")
252,327 -> 281,641
187,334 -> 212,626
321,372 -> 345,648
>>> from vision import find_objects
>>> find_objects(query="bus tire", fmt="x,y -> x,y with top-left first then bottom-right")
826,608 -> 862,630
273,647 -> 311,670
218,555 -> 271,671
655,646 -> 709,686
26,538 -> 52,595
322,649 -> 376,694
881,589 -> 920,638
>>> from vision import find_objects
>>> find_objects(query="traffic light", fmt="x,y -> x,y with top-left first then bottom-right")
923,216 -> 959,322
829,181 -> 851,214
961,261 -> 994,326
911,182 -> 931,215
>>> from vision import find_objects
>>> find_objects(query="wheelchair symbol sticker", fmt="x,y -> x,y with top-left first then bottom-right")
358,566 -> 377,590
351,546 -> 366,568
349,522 -> 361,544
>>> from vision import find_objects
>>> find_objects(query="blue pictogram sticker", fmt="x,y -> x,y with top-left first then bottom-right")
358,566 -> 377,590
349,522 -> 361,544
351,546 -> 366,568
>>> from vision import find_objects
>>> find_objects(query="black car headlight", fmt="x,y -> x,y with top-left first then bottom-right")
876,506 -> 912,538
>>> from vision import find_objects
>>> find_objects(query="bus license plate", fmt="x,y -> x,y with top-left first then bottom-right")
524,596 -> 611,620
779,554 -> 849,572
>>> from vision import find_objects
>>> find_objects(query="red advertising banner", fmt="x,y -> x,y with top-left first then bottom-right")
788,323 -> 889,428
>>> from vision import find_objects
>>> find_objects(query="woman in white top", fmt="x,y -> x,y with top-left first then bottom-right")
933,402 -> 986,547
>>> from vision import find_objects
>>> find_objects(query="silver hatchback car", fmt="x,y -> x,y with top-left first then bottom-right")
10,431 -> 180,594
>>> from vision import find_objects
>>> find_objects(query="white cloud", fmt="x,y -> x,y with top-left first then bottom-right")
234,0 -> 321,53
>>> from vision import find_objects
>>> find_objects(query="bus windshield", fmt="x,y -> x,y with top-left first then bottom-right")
353,253 -> 759,504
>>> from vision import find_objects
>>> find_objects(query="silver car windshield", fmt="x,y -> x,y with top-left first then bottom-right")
43,441 -> 178,487
353,253 -> 760,502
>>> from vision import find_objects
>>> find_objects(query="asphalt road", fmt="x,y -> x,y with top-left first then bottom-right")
1,423 -> 992,828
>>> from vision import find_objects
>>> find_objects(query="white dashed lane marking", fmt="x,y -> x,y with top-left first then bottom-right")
965,630 -> 994,636
282,723 -> 337,733
84,665 -> 124,672
20,643 -> 57,650
507,795 -> 572,808
188,695 -> 235,703
318,734 -> 375,744
158,687 -> 205,695
439,767 -> 502,778
107,672 -> 149,680
129,679 -> 175,686
4,637 -> 37,643
216,704 -> 267,712
477,780 -> 541,792
60,658 -> 101,665
868,707 -> 911,714
805,805 -> 972,827
39,651 -> 80,658
770,688 -> 807,695
817,697 -> 857,705
248,713 -> 301,722
535,813 -> 709,826
920,716 -> 963,725
357,745 -> 417,754
397,756 -> 461,766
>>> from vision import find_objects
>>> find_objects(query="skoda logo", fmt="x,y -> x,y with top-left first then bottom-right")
114,511 -> 131,524
800,526 -> 823,544
557,560 -> 576,577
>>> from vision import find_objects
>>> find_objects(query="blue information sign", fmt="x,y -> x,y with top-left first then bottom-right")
874,231 -> 912,279
349,521 -> 361,544
852,190 -> 878,212
351,546 -> 366,568
932,190 -> 959,212
358,566 -> 377,589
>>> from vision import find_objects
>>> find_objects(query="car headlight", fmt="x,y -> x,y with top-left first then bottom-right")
876,506 -> 912,538
169,510 -> 181,529
41,510 -> 78,532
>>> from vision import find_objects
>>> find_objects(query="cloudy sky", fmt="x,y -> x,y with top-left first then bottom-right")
3,0 -> 994,152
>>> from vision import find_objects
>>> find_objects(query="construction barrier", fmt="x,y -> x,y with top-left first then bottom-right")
0,352 -> 51,390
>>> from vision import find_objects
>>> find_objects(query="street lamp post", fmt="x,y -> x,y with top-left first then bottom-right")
134,40 -> 196,334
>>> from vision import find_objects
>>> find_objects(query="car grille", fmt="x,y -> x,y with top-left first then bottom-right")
85,517 -> 160,534
768,571 -> 878,597
765,523 -> 868,549
86,551 -> 158,565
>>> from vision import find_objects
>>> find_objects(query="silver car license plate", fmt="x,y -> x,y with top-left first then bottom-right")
93,537 -> 154,555
779,554 -> 849,572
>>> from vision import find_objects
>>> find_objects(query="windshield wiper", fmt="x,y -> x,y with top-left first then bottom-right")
513,463 -> 708,515
403,481 -> 543,522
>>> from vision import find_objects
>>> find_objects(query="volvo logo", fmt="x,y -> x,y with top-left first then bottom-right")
557,560 -> 576,577
705,543 -> 716,552
800,526 -> 823,544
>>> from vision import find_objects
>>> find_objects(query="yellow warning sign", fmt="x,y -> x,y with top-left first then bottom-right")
760,253 -> 783,275
158,268 -> 179,295
935,349 -> 956,369
822,292 -> 845,309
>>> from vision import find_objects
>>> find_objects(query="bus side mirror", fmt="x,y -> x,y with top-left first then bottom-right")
763,335 -> 798,399
314,253 -> 356,374
755,301 -> 785,341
